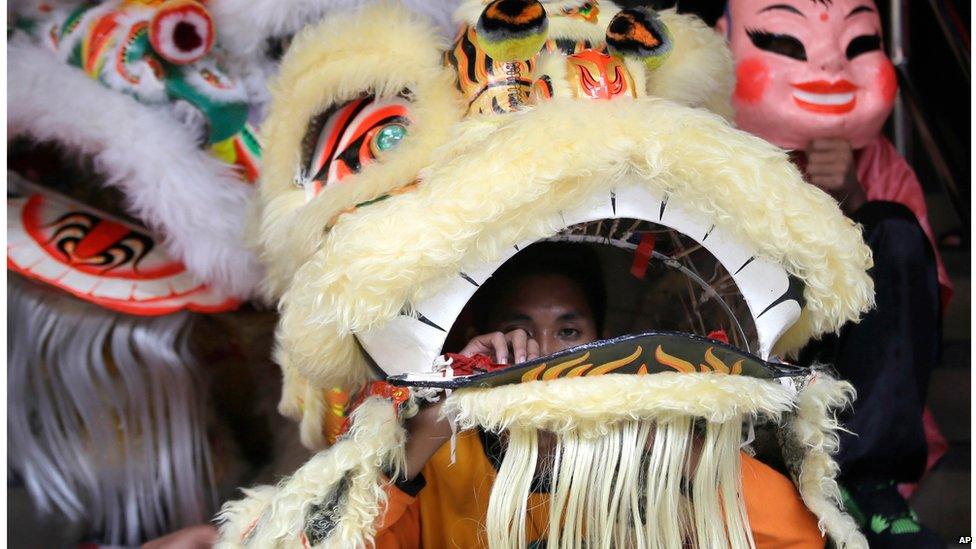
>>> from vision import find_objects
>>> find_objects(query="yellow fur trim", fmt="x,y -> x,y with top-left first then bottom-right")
216,397 -> 405,547
253,2 -> 465,300
792,374 -> 869,548
444,372 -> 795,435
275,98 -> 873,399
535,49 -> 576,96
649,10 -> 735,118
213,486 -> 276,549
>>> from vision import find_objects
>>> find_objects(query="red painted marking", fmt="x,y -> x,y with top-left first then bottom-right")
22,195 -> 183,278
150,2 -> 214,61
792,80 -> 857,93
73,220 -> 131,259
877,59 -> 899,103
734,57 -> 769,103
791,79 -> 858,115
232,139 -> 260,183
311,99 -> 363,176
569,49 -> 629,100
820,12 -> 829,22
85,12 -> 120,74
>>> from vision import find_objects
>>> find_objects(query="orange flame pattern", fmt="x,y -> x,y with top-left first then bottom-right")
655,345 -> 743,375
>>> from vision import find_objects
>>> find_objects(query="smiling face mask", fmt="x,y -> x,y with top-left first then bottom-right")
718,0 -> 897,150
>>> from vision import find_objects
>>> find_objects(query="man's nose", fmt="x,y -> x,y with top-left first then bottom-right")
538,336 -> 557,357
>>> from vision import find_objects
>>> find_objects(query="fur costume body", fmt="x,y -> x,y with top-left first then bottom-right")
6,0 -> 300,543
9,2 -> 261,295
219,1 -> 872,547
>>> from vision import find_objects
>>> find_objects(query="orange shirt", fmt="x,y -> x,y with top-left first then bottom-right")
375,430 -> 825,548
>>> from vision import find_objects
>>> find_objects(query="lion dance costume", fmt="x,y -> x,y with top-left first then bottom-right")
7,0 -> 266,544
219,0 -> 869,547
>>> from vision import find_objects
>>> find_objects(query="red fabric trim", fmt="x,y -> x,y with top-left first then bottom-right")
706,330 -> 729,344
630,233 -> 656,280
444,353 -> 506,376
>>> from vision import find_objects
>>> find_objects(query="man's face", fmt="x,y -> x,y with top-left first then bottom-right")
490,274 -> 600,356
719,0 -> 897,150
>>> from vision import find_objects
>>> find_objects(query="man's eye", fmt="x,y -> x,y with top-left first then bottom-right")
558,328 -> 581,339
745,28 -> 807,61
845,34 -> 882,59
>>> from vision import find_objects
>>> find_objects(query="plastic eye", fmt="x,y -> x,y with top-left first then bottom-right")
149,0 -> 214,65
300,95 -> 412,201
368,123 -> 408,157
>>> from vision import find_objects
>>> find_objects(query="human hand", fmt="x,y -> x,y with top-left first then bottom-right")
804,138 -> 866,215
142,524 -> 217,549
402,400 -> 452,480
457,329 -> 540,365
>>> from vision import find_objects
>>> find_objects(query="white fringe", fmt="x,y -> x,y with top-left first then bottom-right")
486,417 -> 756,549
7,277 -> 217,545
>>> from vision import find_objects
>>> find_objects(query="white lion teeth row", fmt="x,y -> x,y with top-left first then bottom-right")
357,182 -> 804,378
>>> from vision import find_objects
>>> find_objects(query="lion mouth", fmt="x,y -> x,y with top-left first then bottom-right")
356,183 -> 806,388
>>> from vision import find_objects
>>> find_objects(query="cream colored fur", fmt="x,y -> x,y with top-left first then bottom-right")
275,97 -> 873,405
791,374 -> 869,548
255,4 -> 745,304
444,373 -> 795,435
254,4 -> 790,417
252,2 -> 465,301
457,374 -> 776,548
216,397 -> 406,547
465,374 -> 772,548
650,10 -> 735,118
219,372 -> 867,547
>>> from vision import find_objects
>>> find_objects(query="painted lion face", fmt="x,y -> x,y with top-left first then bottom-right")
253,0 -> 873,449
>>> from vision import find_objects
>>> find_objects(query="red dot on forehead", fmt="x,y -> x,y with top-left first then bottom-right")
820,12 -> 829,21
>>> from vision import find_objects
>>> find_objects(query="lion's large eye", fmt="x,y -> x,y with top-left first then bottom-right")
300,94 -> 412,201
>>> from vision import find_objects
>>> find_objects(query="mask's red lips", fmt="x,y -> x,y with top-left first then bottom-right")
792,80 -> 857,93
791,80 -> 857,114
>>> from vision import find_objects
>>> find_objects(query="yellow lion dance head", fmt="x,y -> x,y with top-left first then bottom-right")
220,1 -> 874,547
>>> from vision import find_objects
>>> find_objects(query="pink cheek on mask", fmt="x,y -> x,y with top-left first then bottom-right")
878,60 -> 898,103
734,57 -> 769,103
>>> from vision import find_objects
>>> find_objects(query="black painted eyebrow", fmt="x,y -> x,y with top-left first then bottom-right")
846,5 -> 875,18
759,4 -> 805,16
